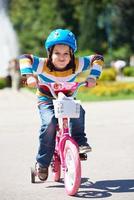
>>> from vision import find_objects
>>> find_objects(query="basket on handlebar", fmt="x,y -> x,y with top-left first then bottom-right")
53,99 -> 80,118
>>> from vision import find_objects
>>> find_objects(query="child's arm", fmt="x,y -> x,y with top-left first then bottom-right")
19,54 -> 34,75
26,75 -> 37,87
77,54 -> 104,81
89,54 -> 104,80
19,54 -> 38,87
85,54 -> 104,87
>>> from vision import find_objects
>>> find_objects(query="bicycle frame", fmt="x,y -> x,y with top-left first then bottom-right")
36,81 -> 86,195
55,117 -> 79,171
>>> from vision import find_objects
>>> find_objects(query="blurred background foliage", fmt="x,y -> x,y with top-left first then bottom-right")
7,0 -> 134,65
1,0 -> 133,100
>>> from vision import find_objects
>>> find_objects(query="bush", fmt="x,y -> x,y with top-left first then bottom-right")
99,68 -> 116,81
79,82 -> 134,97
90,82 -> 134,96
0,78 -> 7,89
123,66 -> 134,77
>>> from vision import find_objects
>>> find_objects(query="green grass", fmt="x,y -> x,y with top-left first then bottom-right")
77,92 -> 134,102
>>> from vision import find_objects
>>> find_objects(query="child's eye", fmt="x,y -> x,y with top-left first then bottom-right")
64,53 -> 69,55
54,52 -> 60,55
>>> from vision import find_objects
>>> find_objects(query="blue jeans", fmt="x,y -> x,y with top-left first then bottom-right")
36,99 -> 88,167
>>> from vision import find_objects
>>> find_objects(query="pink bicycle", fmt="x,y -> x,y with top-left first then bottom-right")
31,81 -> 87,196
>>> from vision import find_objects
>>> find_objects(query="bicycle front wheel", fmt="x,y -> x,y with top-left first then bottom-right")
64,140 -> 81,196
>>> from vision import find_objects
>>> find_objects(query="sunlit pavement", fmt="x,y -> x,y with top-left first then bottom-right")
0,88 -> 134,200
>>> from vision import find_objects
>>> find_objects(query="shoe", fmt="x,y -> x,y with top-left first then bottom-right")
79,144 -> 92,154
37,164 -> 48,181
79,153 -> 87,161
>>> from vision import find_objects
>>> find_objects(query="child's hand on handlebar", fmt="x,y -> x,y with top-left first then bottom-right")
85,77 -> 97,88
26,75 -> 37,87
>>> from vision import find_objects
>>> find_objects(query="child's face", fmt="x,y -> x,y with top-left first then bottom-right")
51,44 -> 71,69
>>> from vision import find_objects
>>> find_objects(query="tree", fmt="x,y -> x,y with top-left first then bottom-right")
115,0 -> 134,52
56,0 -> 79,36
7,0 -> 134,58
78,0 -> 105,54
8,0 -> 64,55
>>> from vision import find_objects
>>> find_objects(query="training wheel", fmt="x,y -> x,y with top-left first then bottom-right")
31,167 -> 36,183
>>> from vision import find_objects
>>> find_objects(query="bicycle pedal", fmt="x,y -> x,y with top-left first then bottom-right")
79,153 -> 87,161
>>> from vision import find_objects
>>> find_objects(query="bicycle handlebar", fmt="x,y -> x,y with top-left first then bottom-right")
37,82 -> 86,99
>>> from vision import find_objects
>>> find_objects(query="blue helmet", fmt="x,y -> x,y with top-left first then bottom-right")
45,29 -> 77,52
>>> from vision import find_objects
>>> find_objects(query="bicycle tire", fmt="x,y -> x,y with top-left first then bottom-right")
64,140 -> 81,196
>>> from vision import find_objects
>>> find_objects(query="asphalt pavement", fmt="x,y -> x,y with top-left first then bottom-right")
0,88 -> 134,200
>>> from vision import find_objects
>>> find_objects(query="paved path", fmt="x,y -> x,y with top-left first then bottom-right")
0,88 -> 134,200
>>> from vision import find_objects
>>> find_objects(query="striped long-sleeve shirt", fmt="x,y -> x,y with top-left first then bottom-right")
19,54 -> 104,101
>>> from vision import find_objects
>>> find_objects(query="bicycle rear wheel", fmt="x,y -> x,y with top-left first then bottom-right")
64,140 -> 81,196
51,154 -> 61,182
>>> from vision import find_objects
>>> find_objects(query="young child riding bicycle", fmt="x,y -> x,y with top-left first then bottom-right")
19,28 -> 104,181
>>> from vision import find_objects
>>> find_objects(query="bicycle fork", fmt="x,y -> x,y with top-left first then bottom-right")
58,117 -> 72,172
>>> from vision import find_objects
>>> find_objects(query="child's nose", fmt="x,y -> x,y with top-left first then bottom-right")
59,54 -> 65,60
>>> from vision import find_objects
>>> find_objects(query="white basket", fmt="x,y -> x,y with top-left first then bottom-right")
53,99 -> 80,118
